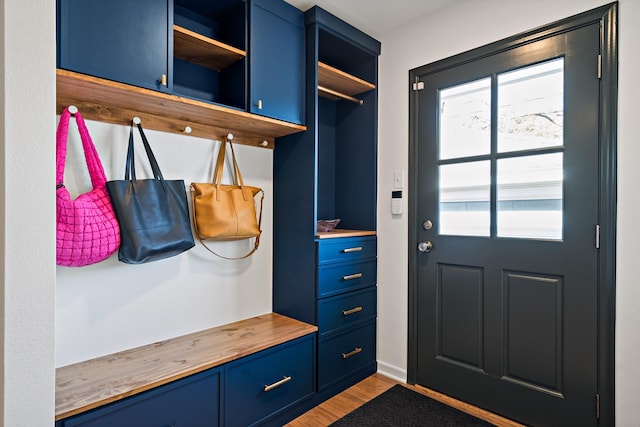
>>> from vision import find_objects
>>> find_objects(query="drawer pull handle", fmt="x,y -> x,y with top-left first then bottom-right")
342,247 -> 363,253
342,273 -> 363,281
264,375 -> 292,392
342,347 -> 362,359
343,306 -> 364,316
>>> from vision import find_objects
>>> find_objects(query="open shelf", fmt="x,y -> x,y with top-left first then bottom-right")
56,69 -> 306,149
173,25 -> 246,72
317,61 -> 376,102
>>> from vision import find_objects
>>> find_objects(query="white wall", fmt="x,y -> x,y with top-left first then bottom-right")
56,122 -> 274,367
375,0 -> 640,425
1,0 -> 56,425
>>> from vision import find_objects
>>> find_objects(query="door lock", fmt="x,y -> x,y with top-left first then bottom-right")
417,241 -> 433,253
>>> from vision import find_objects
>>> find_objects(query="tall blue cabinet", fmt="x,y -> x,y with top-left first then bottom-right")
273,6 -> 381,398
55,0 -> 381,423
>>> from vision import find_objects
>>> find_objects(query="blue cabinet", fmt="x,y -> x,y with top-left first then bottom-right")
316,237 -> 377,391
56,0 -> 304,123
318,320 -> 376,390
317,258 -> 376,298
58,368 -> 222,426
57,0 -> 171,92
249,0 -> 305,124
317,236 -> 377,265
56,333 -> 316,426
225,334 -> 315,426
318,286 -> 377,335
273,6 -> 381,400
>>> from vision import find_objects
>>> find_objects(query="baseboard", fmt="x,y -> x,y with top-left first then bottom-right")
376,360 -> 407,382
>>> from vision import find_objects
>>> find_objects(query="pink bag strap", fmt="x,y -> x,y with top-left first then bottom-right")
56,107 -> 107,189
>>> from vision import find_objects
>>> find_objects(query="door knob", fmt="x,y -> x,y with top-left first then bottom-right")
417,241 -> 433,252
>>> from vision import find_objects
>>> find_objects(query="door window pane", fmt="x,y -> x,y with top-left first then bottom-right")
439,161 -> 490,236
497,153 -> 563,239
439,78 -> 491,160
498,59 -> 564,152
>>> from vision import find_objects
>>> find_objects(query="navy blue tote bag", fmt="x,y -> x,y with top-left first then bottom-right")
107,121 -> 195,264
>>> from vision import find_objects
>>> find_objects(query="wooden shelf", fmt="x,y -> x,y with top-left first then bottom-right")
173,25 -> 246,72
56,69 -> 306,149
318,61 -> 376,102
316,229 -> 377,239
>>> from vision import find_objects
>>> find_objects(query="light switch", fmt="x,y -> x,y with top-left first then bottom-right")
393,170 -> 404,189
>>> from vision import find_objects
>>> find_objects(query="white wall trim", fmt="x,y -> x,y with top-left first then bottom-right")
377,360 -> 407,383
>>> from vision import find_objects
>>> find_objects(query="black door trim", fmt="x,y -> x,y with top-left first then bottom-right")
407,3 -> 617,425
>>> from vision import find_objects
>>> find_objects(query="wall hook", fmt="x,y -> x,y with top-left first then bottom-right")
132,116 -> 141,125
68,105 -> 78,115
183,126 -> 192,134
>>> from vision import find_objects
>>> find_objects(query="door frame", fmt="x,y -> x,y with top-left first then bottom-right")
407,3 -> 617,424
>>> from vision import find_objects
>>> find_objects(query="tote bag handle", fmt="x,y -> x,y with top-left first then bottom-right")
56,107 -> 107,190
124,122 -> 166,186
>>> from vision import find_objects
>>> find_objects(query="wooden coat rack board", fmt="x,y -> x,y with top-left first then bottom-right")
56,69 -> 307,149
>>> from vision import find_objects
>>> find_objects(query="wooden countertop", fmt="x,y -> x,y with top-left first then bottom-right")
316,229 -> 377,239
55,313 -> 317,420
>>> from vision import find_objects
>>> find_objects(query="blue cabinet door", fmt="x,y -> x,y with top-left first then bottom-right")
317,258 -> 377,298
318,320 -> 376,391
58,368 -> 222,427
57,0 -> 171,92
225,335 -> 315,426
249,0 -> 304,124
317,236 -> 377,265
318,287 -> 377,335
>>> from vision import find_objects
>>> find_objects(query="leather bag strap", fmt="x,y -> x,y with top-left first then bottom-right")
124,122 -> 165,182
56,106 -> 107,189
228,141 -> 246,189
211,138 -> 249,201
212,138 -> 227,186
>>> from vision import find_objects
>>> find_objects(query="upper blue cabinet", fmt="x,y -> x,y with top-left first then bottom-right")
57,0 -> 304,126
57,0 -> 172,92
249,0 -> 305,124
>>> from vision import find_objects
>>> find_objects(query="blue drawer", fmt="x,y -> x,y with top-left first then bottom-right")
318,287 -> 377,335
317,259 -> 376,298
225,334 -> 315,427
317,236 -> 376,265
60,368 -> 222,427
318,321 -> 376,391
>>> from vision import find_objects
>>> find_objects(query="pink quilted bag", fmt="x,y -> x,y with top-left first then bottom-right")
56,107 -> 120,266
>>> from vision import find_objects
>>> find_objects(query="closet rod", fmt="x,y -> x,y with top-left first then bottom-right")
318,85 -> 364,105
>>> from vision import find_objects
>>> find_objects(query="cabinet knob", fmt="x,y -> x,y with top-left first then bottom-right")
160,74 -> 167,87
256,99 -> 263,109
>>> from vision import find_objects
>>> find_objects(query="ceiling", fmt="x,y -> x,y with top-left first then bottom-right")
283,0 -> 456,38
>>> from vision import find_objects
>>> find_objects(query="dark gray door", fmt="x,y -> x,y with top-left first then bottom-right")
412,20 -> 601,427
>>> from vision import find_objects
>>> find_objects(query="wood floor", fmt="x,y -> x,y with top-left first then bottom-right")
286,373 -> 526,427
